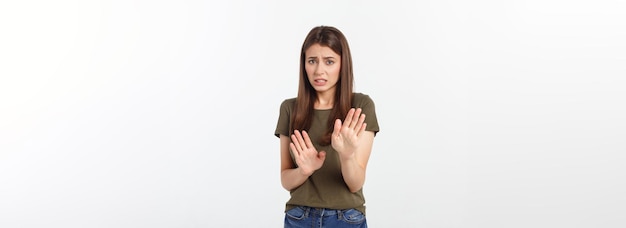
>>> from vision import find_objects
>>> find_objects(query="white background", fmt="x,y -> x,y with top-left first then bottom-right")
1,0 -> 625,227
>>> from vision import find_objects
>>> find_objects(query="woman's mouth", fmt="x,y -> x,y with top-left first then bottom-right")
313,79 -> 327,86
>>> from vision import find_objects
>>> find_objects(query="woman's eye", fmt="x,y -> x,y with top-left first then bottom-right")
308,60 -> 316,64
326,60 -> 334,65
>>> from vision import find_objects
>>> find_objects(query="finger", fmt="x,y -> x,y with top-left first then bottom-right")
333,119 -> 342,137
343,108 -> 355,129
354,113 -> 366,134
294,130 -> 308,150
289,142 -> 300,156
302,131 -> 314,149
348,108 -> 362,129
357,123 -> 367,137
291,132 -> 303,152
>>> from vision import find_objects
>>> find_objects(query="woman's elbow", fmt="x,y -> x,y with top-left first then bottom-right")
349,186 -> 362,193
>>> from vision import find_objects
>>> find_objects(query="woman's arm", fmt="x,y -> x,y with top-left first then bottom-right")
338,131 -> 374,193
279,132 -> 327,191
332,108 -> 375,193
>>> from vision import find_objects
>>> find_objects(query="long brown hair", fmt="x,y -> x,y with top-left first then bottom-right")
291,26 -> 354,145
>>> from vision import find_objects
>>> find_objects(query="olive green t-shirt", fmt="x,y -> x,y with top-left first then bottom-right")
274,93 -> 380,215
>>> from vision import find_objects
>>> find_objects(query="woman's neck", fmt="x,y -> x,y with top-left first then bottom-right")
315,90 -> 335,109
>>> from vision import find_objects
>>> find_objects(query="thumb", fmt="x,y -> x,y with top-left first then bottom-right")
318,151 -> 327,160
333,119 -> 342,136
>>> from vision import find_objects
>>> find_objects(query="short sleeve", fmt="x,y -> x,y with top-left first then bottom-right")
274,98 -> 294,138
353,93 -> 380,135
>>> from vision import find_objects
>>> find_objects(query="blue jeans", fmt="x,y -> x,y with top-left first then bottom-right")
284,206 -> 367,228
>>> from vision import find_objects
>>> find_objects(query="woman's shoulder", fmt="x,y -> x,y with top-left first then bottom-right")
279,97 -> 297,109
352,92 -> 375,105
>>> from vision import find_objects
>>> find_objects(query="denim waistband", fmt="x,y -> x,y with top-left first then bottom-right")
299,206 -> 341,217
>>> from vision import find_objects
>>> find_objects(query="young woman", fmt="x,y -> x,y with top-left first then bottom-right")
274,26 -> 379,228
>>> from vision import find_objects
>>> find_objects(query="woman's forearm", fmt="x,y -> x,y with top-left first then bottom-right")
339,154 -> 367,193
281,167 -> 310,191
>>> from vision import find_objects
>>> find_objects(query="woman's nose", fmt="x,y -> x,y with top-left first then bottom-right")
314,65 -> 323,75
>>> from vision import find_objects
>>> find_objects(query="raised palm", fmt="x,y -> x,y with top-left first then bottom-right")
331,108 -> 367,159
290,130 -> 326,176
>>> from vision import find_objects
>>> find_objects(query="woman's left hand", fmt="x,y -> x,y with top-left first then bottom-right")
331,108 -> 367,159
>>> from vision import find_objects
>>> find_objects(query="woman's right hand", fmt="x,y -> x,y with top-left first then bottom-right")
290,130 -> 326,176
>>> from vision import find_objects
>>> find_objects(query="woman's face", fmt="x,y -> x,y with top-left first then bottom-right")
304,44 -> 341,94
